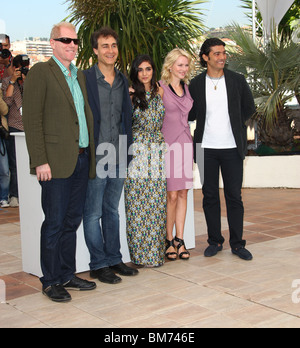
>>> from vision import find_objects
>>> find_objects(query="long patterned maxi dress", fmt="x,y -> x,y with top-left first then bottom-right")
125,92 -> 167,267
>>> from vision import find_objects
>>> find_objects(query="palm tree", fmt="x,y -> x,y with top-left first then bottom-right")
66,0 -> 207,75
228,24 -> 300,148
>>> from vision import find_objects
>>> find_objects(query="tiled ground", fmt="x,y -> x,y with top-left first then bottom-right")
0,189 -> 300,328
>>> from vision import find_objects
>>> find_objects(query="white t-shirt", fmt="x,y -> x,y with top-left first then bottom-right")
202,75 -> 237,149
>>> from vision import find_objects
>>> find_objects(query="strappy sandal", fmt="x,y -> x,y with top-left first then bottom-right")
174,237 -> 190,261
165,239 -> 177,261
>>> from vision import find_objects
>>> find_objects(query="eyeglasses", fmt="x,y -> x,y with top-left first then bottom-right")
53,38 -> 80,45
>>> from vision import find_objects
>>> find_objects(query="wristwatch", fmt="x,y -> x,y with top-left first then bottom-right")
9,80 -> 15,86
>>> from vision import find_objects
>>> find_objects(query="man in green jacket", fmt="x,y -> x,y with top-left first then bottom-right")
23,22 -> 97,303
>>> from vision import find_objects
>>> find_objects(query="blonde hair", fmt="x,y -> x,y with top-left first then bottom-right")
161,48 -> 194,85
50,22 -> 77,40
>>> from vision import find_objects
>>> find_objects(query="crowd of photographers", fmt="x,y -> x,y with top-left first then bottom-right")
0,34 -> 30,208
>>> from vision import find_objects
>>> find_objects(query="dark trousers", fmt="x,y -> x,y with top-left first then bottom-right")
39,151 -> 89,289
6,127 -> 21,198
202,148 -> 246,250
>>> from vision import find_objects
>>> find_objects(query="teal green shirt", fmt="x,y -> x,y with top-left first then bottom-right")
52,55 -> 89,148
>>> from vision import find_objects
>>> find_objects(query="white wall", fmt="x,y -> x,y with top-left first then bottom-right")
243,156 -> 300,188
14,134 -> 195,277
194,156 -> 300,189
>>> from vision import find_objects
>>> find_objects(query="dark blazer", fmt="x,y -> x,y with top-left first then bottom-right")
189,69 -> 256,160
23,58 -> 96,179
83,65 -> 133,164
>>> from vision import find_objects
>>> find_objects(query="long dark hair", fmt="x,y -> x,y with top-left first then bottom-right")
130,55 -> 159,111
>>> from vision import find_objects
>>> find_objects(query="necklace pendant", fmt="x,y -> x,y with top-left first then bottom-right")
214,86 -> 217,91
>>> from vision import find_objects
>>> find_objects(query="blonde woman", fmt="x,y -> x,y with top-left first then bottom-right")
160,48 -> 194,261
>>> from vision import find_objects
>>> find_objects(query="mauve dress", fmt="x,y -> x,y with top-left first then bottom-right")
160,81 -> 194,192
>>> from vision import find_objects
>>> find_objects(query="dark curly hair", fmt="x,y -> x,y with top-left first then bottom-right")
200,38 -> 226,68
129,55 -> 158,111
91,27 -> 119,49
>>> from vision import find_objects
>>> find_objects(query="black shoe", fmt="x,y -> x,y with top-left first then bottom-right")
165,239 -> 177,261
204,244 -> 223,257
110,262 -> 139,276
232,247 -> 253,261
63,276 -> 97,291
90,267 -> 122,284
42,284 -> 72,303
174,237 -> 190,260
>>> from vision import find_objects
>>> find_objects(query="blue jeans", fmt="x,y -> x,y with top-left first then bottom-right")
39,151 -> 89,289
83,165 -> 125,270
0,140 -> 10,201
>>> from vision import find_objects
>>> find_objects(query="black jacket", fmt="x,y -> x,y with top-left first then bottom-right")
189,69 -> 256,160
83,65 -> 133,164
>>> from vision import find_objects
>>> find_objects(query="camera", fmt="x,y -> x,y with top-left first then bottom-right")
0,43 -> 11,60
14,55 -> 30,80
20,66 -> 29,77
20,55 -> 30,77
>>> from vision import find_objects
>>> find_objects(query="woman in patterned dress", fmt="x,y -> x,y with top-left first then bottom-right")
125,55 -> 167,267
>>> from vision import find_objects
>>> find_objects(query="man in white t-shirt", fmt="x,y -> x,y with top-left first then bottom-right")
189,38 -> 256,261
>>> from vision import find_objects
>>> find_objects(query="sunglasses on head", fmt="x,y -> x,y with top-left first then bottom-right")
53,37 -> 80,45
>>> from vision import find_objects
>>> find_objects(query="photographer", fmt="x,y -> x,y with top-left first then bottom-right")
1,55 -> 30,207
0,88 -> 10,208
0,34 -> 13,81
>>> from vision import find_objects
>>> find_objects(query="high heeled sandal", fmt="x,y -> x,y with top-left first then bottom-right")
165,239 -> 177,261
174,237 -> 190,260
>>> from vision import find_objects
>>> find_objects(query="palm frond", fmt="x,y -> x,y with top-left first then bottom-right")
65,0 -> 207,75
228,23 -> 299,146
228,23 -> 300,128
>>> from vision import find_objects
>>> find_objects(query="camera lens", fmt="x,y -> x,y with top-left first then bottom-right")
21,67 -> 29,76
0,47 -> 11,59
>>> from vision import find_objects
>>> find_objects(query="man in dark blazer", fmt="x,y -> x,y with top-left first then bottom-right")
83,27 -> 138,285
189,38 -> 256,261
23,22 -> 97,302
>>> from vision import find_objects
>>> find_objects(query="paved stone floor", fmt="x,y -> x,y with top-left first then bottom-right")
0,189 -> 300,328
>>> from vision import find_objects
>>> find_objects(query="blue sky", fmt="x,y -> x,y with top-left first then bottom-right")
0,0 -> 250,41
200,0 -> 250,28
